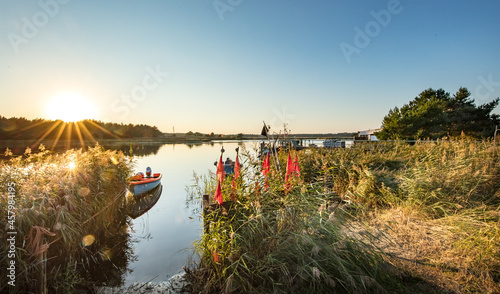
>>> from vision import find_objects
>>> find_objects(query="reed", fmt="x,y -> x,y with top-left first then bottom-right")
187,149 -> 392,293
188,139 -> 500,293
0,144 -> 134,293
300,139 -> 500,293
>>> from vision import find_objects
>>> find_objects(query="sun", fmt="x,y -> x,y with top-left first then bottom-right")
45,93 -> 97,122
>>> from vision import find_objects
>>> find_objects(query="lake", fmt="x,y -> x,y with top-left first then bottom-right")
0,138 -> 326,287
119,140 -> 254,285
122,139 -> 333,285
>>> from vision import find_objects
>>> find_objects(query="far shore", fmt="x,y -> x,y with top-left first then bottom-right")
0,133 -> 352,147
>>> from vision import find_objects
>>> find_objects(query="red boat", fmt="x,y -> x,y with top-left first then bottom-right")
129,167 -> 162,196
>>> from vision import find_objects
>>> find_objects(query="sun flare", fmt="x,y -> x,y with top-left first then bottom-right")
45,93 -> 97,122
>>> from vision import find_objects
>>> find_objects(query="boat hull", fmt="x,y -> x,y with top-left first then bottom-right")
129,174 -> 162,196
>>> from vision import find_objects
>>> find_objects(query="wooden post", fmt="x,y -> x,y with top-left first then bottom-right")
202,194 -> 209,234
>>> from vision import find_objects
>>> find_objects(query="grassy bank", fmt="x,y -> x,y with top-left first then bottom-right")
187,139 -> 500,293
0,145 -> 134,293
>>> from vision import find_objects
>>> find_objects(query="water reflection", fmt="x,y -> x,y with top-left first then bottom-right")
79,206 -> 136,288
0,140 -> 224,159
0,139 -> 256,287
128,184 -> 163,219
110,142 -> 165,157
119,142 -> 248,285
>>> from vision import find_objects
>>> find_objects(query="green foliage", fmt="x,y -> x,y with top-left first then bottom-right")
300,140 -> 500,215
377,87 -> 499,140
0,116 -> 163,140
189,140 -> 500,292
299,140 -> 500,292
187,150 -> 391,293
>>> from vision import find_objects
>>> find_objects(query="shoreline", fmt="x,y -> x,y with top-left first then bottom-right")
96,272 -> 188,294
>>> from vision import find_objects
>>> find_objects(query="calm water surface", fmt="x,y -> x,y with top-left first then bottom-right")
123,141 -> 250,285
0,139 -> 325,286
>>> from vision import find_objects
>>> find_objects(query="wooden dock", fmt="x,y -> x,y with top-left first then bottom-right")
202,194 -> 235,234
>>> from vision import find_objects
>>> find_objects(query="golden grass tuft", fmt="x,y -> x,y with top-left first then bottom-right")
0,144 -> 134,292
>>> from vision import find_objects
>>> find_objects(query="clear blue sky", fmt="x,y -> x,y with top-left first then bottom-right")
1,0 -> 499,134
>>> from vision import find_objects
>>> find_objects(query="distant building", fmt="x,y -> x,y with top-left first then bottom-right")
323,140 -> 345,148
356,128 -> 382,141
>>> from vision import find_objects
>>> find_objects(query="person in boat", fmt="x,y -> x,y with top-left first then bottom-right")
131,167 -> 155,181
130,172 -> 144,181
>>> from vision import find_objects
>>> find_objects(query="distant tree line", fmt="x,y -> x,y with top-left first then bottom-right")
377,87 -> 499,140
0,117 -> 163,140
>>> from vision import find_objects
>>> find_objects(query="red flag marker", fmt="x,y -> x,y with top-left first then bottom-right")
284,152 -> 294,192
262,152 -> 270,189
214,181 -> 223,205
213,250 -> 220,263
230,153 -> 241,202
285,152 -> 293,182
231,178 -> 237,191
262,153 -> 270,176
293,154 -> 300,176
234,155 -> 241,179
216,155 -> 225,183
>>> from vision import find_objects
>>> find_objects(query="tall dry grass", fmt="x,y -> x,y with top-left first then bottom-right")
187,148 -> 393,293
188,139 -> 500,293
0,145 -> 134,292
299,139 -> 500,293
